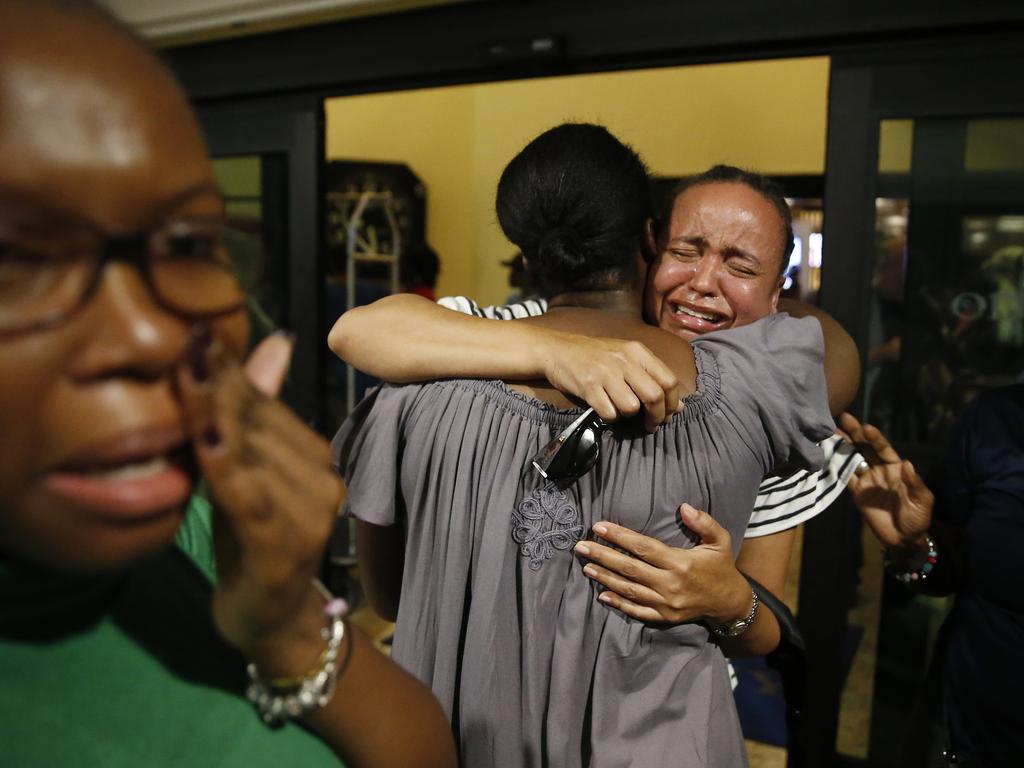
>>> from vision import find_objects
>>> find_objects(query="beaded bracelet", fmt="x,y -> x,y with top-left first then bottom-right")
884,533 -> 938,585
245,591 -> 352,727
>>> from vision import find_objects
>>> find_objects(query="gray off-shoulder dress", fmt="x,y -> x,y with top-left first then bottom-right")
333,314 -> 835,768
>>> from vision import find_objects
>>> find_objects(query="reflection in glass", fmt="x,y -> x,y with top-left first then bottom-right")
211,155 -> 288,340
849,115 -> 1024,765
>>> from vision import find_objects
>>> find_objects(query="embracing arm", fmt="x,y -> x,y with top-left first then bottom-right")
779,299 -> 860,417
329,293 -> 551,383
329,293 -> 682,430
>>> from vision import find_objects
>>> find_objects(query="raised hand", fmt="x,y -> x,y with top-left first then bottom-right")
543,333 -> 684,432
572,503 -> 751,626
840,412 -> 934,550
177,326 -> 342,676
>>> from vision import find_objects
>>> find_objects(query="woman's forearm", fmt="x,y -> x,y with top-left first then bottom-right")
305,626 -> 457,767
328,293 -> 552,383
716,598 -> 781,658
329,294 -> 683,427
719,528 -> 796,657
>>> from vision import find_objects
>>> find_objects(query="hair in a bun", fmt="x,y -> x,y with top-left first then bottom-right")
496,123 -> 652,297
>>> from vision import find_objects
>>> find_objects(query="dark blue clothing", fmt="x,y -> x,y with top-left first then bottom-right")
939,384 -> 1024,766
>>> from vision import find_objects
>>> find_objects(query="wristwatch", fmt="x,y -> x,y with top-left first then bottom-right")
710,588 -> 760,638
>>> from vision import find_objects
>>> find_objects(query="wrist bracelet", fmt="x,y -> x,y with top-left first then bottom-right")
710,586 -> 760,638
245,589 -> 352,727
884,532 -> 938,585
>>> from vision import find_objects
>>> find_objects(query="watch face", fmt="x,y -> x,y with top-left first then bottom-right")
325,161 -> 426,275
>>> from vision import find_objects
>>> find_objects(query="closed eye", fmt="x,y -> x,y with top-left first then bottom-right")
728,262 -> 759,277
0,240 -> 75,264
669,247 -> 700,261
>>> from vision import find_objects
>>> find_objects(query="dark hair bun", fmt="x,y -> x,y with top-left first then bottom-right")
537,226 -> 586,276
496,123 -> 651,297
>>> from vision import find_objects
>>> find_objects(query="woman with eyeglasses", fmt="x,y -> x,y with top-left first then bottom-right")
334,123 -> 834,767
0,3 -> 456,766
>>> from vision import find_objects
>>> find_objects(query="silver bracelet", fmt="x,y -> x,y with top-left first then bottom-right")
710,587 -> 760,638
245,591 -> 351,727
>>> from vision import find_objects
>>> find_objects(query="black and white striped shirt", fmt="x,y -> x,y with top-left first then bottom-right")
437,295 -> 859,538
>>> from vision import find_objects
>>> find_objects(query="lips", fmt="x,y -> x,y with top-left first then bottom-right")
45,425 -> 194,523
665,301 -> 730,337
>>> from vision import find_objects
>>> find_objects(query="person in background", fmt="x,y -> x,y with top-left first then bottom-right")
334,122 -> 835,766
502,250 -> 543,305
330,164 -> 861,655
400,242 -> 440,300
0,2 -> 456,766
842,394 -> 1024,768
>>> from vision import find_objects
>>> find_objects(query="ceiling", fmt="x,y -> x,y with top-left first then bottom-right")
100,0 -> 474,46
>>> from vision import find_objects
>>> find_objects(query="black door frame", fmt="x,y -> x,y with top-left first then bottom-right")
199,94 -> 326,428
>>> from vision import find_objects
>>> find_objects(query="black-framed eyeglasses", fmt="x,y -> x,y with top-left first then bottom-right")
0,215 -> 251,336
531,407 -> 608,484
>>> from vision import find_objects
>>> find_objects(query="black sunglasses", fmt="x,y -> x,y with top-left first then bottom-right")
531,408 -> 608,484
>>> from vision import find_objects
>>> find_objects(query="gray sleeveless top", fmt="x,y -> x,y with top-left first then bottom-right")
333,313 -> 834,768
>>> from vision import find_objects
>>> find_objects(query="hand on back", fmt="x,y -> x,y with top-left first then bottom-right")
573,503 -> 751,626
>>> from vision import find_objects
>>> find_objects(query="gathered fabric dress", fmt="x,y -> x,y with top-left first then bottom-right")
334,313 -> 834,768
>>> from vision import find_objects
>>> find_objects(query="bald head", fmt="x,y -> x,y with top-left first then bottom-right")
0,0 -> 218,233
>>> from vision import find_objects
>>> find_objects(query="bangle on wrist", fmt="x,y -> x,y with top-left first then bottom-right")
710,586 -> 759,639
884,532 -> 938,585
245,582 -> 353,727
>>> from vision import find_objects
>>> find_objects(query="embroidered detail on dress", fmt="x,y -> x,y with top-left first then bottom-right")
511,485 -> 583,570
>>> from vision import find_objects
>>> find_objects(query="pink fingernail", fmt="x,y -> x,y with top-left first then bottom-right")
574,542 -> 591,556
583,565 -> 597,578
593,523 -> 609,536
598,593 -> 612,603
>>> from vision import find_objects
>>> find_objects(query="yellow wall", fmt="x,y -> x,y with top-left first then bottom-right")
878,119 -> 913,174
326,56 -> 829,304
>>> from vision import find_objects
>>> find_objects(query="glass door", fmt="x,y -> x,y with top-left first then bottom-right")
861,115 -> 1024,766
814,39 -> 1024,768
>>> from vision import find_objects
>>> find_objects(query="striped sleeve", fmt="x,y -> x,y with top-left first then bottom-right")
743,434 -> 862,538
437,295 -> 548,319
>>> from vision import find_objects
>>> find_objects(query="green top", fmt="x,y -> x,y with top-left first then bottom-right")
0,496 -> 343,767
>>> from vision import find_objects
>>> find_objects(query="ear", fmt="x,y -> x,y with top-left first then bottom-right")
632,248 -> 648,277
770,275 -> 783,314
645,217 -> 659,260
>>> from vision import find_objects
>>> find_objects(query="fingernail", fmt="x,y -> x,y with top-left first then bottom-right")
574,542 -> 591,556
583,565 -> 597,578
272,329 -> 297,345
202,424 -> 222,446
593,523 -> 609,536
597,592 -> 612,603
187,324 -> 213,382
